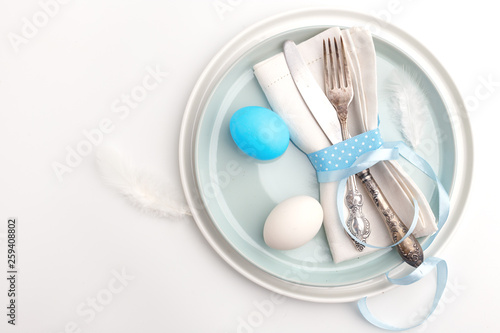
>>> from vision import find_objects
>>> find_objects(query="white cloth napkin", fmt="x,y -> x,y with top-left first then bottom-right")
253,27 -> 437,263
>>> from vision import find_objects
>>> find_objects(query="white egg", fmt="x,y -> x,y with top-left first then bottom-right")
263,195 -> 323,250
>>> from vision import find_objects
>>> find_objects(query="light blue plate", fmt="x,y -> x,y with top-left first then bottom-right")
180,8 -> 472,302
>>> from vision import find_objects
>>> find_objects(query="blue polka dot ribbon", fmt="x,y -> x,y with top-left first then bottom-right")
307,128 -> 383,173
304,128 -> 451,331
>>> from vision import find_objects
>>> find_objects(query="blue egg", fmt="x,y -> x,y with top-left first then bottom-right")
229,106 -> 290,160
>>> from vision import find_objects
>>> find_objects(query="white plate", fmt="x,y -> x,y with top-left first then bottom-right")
179,8 -> 473,303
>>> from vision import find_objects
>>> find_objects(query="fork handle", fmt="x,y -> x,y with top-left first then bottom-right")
357,169 -> 424,268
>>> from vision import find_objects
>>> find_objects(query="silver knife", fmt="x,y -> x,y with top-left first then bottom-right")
283,40 -> 342,144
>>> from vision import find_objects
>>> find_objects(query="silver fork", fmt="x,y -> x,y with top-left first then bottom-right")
323,37 -> 424,267
323,37 -> 370,251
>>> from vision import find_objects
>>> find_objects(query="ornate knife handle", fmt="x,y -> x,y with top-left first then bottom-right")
357,169 -> 424,268
345,187 -> 371,252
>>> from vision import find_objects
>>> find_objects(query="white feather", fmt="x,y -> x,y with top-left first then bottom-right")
95,146 -> 191,218
386,68 -> 430,149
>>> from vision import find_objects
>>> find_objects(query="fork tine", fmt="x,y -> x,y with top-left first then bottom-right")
340,36 -> 352,88
328,38 -> 337,88
322,40 -> 330,92
334,37 -> 345,88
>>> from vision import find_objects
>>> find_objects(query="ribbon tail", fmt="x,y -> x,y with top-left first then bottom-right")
357,257 -> 448,331
395,143 -> 450,250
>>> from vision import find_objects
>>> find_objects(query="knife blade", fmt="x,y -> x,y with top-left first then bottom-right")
283,40 -> 342,144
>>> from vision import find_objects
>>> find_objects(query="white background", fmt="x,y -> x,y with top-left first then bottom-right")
1,0 -> 498,332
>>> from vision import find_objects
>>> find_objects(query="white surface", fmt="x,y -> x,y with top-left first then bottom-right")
0,1 -> 497,332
